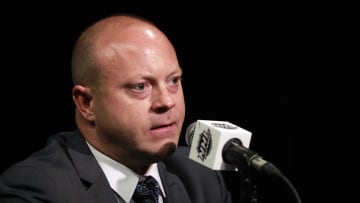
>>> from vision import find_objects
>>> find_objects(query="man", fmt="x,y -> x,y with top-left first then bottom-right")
0,14 -> 232,202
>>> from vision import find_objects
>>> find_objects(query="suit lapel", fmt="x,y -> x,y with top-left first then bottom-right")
158,162 -> 192,203
66,130 -> 118,203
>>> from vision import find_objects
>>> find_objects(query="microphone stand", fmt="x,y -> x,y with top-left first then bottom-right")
223,139 -> 302,203
236,167 -> 259,203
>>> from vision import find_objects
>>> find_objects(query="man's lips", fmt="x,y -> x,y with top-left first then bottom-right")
150,122 -> 176,130
149,122 -> 178,137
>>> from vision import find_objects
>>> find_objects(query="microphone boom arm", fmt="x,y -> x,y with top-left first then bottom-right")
222,138 -> 283,177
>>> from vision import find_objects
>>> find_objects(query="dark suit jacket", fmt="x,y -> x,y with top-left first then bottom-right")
0,130 -> 233,203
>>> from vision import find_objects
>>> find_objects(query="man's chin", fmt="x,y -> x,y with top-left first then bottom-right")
160,142 -> 177,156
151,142 -> 177,162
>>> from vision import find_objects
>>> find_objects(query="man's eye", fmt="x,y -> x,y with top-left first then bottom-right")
134,83 -> 146,91
171,76 -> 182,85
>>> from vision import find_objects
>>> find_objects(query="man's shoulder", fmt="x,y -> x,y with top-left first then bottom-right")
0,130 -> 87,191
170,145 -> 190,158
163,145 -> 219,177
1,131 -> 77,175
164,146 -> 191,165
160,146 -> 233,202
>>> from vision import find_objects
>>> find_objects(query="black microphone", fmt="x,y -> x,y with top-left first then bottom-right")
186,120 -> 283,177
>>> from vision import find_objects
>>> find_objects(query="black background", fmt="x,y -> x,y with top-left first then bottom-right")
1,1 -> 352,202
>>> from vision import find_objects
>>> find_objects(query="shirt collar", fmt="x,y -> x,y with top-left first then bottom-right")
87,142 -> 166,203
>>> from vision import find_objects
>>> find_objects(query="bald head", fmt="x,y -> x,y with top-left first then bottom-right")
71,14 -> 175,88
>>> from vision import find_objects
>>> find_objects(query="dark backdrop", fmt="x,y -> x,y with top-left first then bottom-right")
2,1 -> 350,203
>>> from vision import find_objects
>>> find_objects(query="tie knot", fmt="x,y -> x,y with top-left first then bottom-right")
133,175 -> 161,203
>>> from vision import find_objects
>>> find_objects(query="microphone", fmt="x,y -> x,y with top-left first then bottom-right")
186,120 -> 283,177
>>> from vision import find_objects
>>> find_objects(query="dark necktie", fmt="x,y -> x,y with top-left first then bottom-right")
133,175 -> 161,203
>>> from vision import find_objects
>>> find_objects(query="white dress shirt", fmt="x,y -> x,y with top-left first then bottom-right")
87,142 -> 166,203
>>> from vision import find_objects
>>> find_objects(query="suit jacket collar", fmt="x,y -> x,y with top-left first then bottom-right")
158,161 -> 192,203
61,130 -> 193,203
65,130 -> 119,203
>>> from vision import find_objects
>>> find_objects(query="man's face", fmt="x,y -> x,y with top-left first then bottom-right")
91,25 -> 185,164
